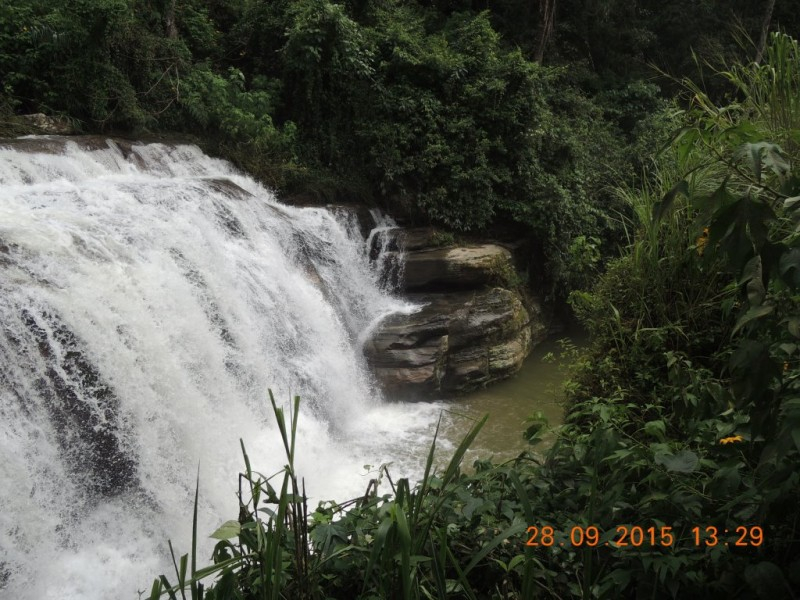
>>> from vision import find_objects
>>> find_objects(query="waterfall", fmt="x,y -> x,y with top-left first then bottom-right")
0,137 -> 445,599
366,208 -> 403,291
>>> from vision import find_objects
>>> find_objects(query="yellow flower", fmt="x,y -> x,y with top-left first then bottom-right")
720,435 -> 743,445
696,227 -> 709,255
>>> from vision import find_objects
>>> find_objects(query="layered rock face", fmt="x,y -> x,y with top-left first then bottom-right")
402,244 -> 513,290
363,226 -> 548,396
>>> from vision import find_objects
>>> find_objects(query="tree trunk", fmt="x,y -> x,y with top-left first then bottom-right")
534,0 -> 556,63
165,0 -> 178,40
755,0 -> 776,64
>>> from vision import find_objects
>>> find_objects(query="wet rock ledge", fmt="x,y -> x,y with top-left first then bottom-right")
362,226 -> 548,397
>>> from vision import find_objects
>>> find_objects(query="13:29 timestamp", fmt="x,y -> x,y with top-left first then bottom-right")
692,526 -> 763,547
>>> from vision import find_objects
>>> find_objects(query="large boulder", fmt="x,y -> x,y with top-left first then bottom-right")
365,227 -> 517,292
401,244 -> 513,291
393,227 -> 443,251
364,287 -> 547,396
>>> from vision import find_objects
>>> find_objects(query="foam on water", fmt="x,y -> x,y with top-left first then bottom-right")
0,137 -> 448,599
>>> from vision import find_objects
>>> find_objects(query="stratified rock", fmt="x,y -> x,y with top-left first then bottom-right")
364,287 -> 546,396
394,227 -> 444,251
366,227 -> 443,258
402,244 -> 513,291
365,297 -> 453,391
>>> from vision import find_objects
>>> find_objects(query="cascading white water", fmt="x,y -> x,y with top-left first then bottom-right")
0,137 -> 449,599
365,208 -> 403,291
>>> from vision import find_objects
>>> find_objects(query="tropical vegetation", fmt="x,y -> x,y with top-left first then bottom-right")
146,29 -> 800,599
2,1 -> 799,597
4,0 -> 795,297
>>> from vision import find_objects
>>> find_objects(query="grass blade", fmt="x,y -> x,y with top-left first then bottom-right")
159,575 -> 178,600
149,578 -> 163,600
412,415 -> 441,526
395,503 -> 413,600
444,544 -> 477,600
441,414 -> 488,487
462,522 -> 527,576
363,516 -> 392,594
507,470 -> 534,525
167,541 -> 187,600
191,467 -> 199,600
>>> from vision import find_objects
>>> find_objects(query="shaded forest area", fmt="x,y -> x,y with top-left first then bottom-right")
2,0 -> 797,297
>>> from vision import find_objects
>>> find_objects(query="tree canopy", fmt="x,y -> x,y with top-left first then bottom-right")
1,0 -> 797,294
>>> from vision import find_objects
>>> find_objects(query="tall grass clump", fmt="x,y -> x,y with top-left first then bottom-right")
720,32 -> 800,147
147,392 -> 312,600
146,397 -> 547,600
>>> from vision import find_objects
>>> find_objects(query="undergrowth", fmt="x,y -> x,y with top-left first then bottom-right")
148,34 -> 800,600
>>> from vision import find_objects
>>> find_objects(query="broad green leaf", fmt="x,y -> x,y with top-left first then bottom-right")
763,144 -> 791,181
694,176 -> 733,216
779,248 -> 800,289
639,492 -> 669,505
210,521 -> 241,540
738,142 -> 787,183
733,304 -> 774,335
644,420 -> 666,441
730,340 -> 770,374
721,121 -> 761,143
780,398 -> 800,416
739,255 -> 765,305
739,142 -> 764,183
507,554 -> 526,572
783,195 -> 800,211
672,127 -> 700,166
654,450 -> 698,473
787,318 -> 800,338
652,180 -> 689,223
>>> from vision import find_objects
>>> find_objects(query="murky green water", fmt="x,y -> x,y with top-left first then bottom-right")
438,333 -> 583,465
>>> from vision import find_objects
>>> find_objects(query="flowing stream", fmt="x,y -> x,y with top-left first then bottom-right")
444,334 -> 578,466
0,137 -> 456,599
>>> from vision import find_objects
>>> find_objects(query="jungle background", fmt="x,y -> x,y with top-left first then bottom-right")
2,1 -> 799,597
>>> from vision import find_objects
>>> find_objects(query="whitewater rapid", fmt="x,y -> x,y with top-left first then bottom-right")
0,137 -> 450,599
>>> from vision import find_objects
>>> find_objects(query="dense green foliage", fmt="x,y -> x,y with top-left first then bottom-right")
3,2 -> 800,596
551,31 -> 800,596
5,0 -> 796,295
148,32 -> 800,599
